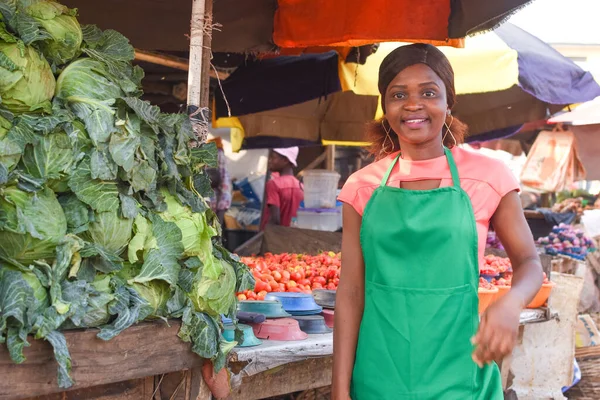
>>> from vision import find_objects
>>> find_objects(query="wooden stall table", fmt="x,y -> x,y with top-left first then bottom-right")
0,321 -> 212,400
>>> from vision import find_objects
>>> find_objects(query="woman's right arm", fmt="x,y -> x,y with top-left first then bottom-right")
332,204 -> 365,400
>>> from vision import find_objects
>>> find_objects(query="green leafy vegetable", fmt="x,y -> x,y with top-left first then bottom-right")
0,41 -> 55,113
23,0 -> 82,66
0,186 -> 67,266
0,6 -> 246,388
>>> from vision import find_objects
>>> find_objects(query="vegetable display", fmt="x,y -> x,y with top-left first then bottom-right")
537,223 -> 597,260
0,0 -> 253,389
239,252 -> 341,300
480,254 -> 512,276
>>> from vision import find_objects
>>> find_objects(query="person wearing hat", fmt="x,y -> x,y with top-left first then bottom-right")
333,44 -> 544,399
262,147 -> 304,229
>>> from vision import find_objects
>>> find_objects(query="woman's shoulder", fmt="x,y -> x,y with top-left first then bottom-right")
344,152 -> 398,191
454,146 -> 520,196
338,152 -> 398,214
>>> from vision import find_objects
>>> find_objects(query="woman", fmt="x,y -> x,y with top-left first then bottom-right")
333,44 -> 544,400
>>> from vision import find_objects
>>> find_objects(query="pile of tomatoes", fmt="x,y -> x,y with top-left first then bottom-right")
238,252 -> 341,301
480,255 -> 512,276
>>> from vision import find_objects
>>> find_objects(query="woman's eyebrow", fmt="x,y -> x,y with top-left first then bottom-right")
388,81 -> 440,90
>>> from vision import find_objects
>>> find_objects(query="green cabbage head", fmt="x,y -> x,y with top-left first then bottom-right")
0,41 -> 55,113
0,186 -> 67,265
0,114 -> 21,173
23,0 -> 83,65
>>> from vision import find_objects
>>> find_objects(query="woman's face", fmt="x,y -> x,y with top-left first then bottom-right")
384,63 -> 448,148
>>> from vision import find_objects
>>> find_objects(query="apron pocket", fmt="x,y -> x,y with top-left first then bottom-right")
353,281 -> 477,399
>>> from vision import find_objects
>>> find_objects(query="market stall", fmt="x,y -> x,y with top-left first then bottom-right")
1,1 -> 586,399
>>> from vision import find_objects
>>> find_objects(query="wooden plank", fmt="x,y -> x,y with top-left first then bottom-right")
230,356 -> 332,400
0,321 -> 204,400
524,210 -> 545,220
575,345 -> 600,361
261,225 -> 342,255
23,378 -> 151,400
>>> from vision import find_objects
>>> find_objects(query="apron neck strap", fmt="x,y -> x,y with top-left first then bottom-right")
380,153 -> 402,187
379,147 -> 461,188
445,147 -> 461,188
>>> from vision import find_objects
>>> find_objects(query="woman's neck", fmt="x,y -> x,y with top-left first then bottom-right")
399,139 -> 445,161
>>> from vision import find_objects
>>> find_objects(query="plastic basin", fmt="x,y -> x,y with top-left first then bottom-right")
321,309 -> 334,328
264,292 -> 321,312
527,282 -> 556,309
478,286 -> 499,314
222,324 -> 262,347
250,318 -> 309,341
237,300 -> 291,318
292,315 -> 333,334
494,285 -> 511,302
312,289 -> 336,309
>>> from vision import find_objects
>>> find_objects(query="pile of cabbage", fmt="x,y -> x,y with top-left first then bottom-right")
0,0 -> 254,388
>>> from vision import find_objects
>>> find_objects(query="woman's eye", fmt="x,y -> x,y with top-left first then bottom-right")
423,90 -> 436,97
393,93 -> 406,99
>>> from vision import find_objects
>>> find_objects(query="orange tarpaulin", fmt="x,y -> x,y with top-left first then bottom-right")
274,0 -> 464,48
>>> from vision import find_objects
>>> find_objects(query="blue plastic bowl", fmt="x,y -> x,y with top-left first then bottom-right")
264,292 -> 321,312
223,324 -> 262,347
480,274 -> 499,282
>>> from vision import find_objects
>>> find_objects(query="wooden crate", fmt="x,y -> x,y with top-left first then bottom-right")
0,321 -> 210,400
567,346 -> 600,399
235,225 -> 342,256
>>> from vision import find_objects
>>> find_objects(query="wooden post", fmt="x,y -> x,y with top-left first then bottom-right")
325,145 -> 336,171
200,0 -> 214,110
186,0 -> 214,145
187,0 -> 207,108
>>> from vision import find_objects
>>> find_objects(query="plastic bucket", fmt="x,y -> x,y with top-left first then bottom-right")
303,170 -> 341,209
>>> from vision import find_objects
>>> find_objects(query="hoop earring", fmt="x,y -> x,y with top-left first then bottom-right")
442,115 -> 457,147
380,119 -> 395,156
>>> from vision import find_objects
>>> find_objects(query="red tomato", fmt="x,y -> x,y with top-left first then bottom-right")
298,279 -> 311,286
237,294 -> 247,301
257,290 -> 268,300
288,287 -> 302,293
255,280 -> 269,293
286,281 -> 298,290
272,271 -> 282,282
278,283 -> 286,292
247,291 -> 257,300
312,282 -> 323,290
269,280 -> 279,292
281,271 -> 290,282
313,276 -> 327,286
326,283 -> 337,290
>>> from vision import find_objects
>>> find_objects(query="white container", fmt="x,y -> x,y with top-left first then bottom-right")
303,170 -> 341,209
296,208 -> 341,232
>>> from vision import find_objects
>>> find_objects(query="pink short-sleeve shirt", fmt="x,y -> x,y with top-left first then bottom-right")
338,146 -> 520,265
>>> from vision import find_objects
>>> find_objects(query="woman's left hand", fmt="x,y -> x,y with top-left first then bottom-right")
472,291 -> 523,367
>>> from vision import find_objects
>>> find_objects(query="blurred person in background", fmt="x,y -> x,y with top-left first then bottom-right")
262,147 -> 304,228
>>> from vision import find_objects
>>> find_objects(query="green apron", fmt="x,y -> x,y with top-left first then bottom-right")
351,147 -> 503,400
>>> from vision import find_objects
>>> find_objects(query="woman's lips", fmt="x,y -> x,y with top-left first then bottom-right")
402,118 -> 429,129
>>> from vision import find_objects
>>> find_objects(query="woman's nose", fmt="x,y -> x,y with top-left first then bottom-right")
403,94 -> 423,110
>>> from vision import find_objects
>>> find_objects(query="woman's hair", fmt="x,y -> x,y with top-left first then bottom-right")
369,43 -> 468,159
